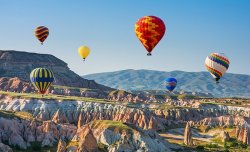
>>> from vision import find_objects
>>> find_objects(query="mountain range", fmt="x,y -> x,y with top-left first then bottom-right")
83,69 -> 250,98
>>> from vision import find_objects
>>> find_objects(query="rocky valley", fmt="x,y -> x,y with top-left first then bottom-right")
0,50 -> 249,152
0,92 -> 250,151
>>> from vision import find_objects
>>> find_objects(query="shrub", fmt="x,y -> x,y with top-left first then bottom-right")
206,143 -> 219,148
196,145 -> 205,150
31,142 -> 41,151
223,149 -> 229,152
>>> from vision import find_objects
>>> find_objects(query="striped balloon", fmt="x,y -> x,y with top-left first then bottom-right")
205,53 -> 230,82
165,77 -> 177,92
30,68 -> 54,94
34,26 -> 49,45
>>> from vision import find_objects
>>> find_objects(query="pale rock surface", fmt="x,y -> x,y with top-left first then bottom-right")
0,117 -> 77,149
184,122 -> 193,146
57,139 -> 67,152
74,121 -> 174,152
0,143 -> 13,152
237,125 -> 249,145
77,125 -> 98,152
198,116 -> 246,127
52,109 -> 69,124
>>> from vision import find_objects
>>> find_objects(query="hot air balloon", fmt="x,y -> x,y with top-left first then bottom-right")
205,53 -> 230,83
78,46 -> 90,61
165,77 -> 177,92
34,26 -> 49,45
135,16 -> 166,56
30,68 -> 54,94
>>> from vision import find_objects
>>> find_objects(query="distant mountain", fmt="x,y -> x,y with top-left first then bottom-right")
83,69 -> 250,98
0,50 -> 112,91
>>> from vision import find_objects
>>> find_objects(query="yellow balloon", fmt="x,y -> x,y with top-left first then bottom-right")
78,46 -> 90,60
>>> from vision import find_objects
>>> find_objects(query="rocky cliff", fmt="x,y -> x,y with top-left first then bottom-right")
184,122 -> 193,146
0,50 -> 111,91
0,112 -> 175,151
1,96 -> 250,150
0,77 -> 34,93
1,95 -> 250,132
73,120 -> 175,152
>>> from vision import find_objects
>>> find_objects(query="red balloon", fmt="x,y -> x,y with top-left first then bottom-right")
135,16 -> 166,56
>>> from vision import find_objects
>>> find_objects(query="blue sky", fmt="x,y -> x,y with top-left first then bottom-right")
0,0 -> 250,75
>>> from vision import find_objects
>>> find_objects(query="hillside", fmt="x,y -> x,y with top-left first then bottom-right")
0,50 -> 111,91
83,69 -> 250,98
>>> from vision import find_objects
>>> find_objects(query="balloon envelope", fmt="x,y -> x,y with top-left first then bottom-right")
34,26 -> 49,45
135,16 -> 166,55
205,53 -> 230,82
78,46 -> 90,60
165,77 -> 177,92
30,68 -> 54,94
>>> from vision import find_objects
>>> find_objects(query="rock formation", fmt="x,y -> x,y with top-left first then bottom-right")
198,116 -> 247,128
0,143 -> 13,152
77,112 -> 84,129
0,77 -> 34,93
184,122 -> 193,146
220,131 -> 230,142
0,50 -> 112,91
52,109 -> 69,124
0,116 -> 76,150
243,126 -> 249,145
235,126 -> 240,138
74,120 -> 174,152
108,90 -> 148,103
56,139 -> 66,152
2,96 -> 250,133
237,125 -> 249,145
0,97 -> 167,130
77,125 -> 98,152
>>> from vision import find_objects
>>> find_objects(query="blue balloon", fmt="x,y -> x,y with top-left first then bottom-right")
165,77 -> 177,92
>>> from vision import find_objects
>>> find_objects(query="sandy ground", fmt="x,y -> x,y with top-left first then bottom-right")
160,127 -> 215,143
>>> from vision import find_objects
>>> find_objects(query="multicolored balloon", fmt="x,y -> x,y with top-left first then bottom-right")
30,68 -> 54,94
34,26 -> 49,45
78,46 -> 90,61
165,77 -> 177,92
205,53 -> 230,83
135,16 -> 166,56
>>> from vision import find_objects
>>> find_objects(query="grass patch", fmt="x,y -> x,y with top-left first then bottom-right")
13,146 -> 57,152
90,120 -> 134,133
52,85 -> 95,92
197,125 -> 210,133
208,126 -> 234,132
67,140 -> 78,149
211,137 -> 224,145
166,138 -> 183,145
108,90 -> 127,96
0,91 -> 115,105
15,111 -> 34,120
0,110 -> 34,121
98,142 -> 108,152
